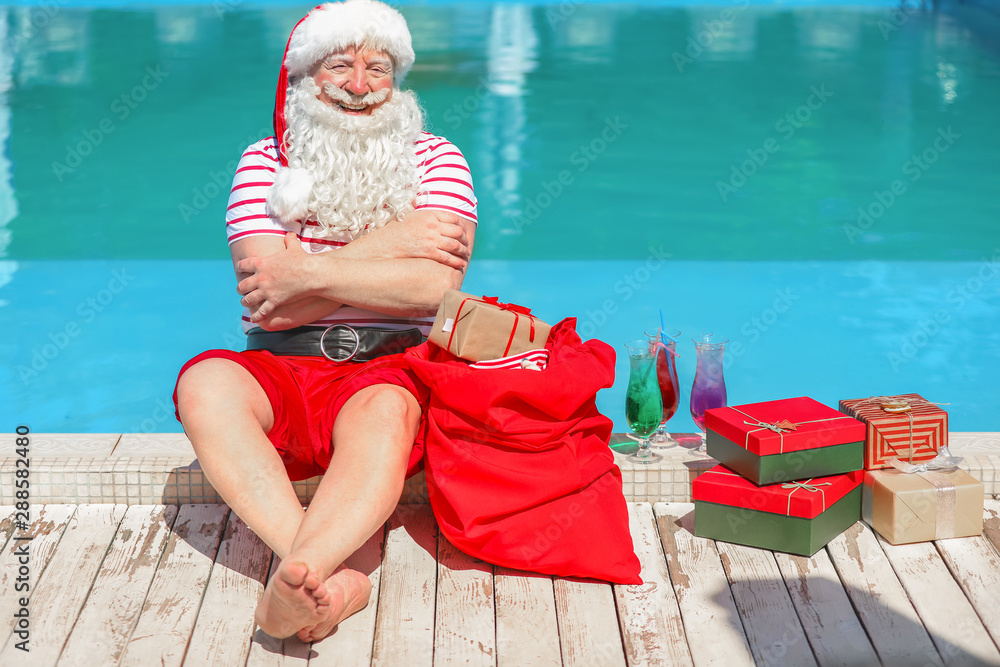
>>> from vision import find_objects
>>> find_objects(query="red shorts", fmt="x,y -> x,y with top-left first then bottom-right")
173,350 -> 427,481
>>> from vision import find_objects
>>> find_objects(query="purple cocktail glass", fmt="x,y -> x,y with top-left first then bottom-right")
689,335 -> 728,452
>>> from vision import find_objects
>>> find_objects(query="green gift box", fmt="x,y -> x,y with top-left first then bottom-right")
693,465 -> 864,557
705,397 -> 866,485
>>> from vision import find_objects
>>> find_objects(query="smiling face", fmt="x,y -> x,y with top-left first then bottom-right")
311,45 -> 394,115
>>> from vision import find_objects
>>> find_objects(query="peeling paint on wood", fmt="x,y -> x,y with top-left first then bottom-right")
495,567 -> 560,667
0,504 -> 128,665
827,521 -> 942,667
435,535 -> 495,666
773,549 -> 878,666
57,505 -> 179,666
121,504 -> 229,667
654,502 -> 754,667
615,503 -> 692,666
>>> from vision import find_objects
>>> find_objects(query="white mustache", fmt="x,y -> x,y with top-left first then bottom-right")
322,84 -> 391,108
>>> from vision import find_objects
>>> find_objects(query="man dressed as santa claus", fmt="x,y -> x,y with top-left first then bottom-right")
173,0 -> 477,641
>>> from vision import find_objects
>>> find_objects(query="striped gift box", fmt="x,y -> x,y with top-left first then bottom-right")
839,394 -> 948,470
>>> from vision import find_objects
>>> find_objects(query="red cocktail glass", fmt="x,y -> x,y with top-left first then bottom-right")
644,329 -> 681,449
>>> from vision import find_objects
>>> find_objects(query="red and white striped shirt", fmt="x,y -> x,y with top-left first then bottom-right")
227,133 -> 478,334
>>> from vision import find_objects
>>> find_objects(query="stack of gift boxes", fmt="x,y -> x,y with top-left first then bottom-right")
692,394 -> 984,556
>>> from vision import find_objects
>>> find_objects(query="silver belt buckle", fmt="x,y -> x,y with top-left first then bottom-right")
320,324 -> 361,362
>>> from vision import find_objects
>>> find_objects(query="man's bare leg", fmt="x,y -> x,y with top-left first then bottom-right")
255,383 -> 420,640
177,359 -> 333,632
176,358 -> 306,556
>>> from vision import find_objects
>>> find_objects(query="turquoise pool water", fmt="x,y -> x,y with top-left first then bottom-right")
3,1 -> 999,433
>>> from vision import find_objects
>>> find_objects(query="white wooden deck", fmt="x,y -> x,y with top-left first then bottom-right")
3,501 -> 1000,667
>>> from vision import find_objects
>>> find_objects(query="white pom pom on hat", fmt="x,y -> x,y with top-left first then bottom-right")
266,166 -> 315,224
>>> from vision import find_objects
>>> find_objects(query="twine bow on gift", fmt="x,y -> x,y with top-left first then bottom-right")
449,296 -> 539,357
861,395 -> 949,464
743,418 -> 799,434
700,470 -> 836,518
781,480 -> 832,516
728,406 -> 853,454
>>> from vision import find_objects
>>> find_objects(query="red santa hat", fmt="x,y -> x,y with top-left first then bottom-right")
268,1 -> 414,224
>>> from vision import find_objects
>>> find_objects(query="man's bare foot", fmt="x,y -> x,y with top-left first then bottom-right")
296,567 -> 373,643
255,559 -> 332,639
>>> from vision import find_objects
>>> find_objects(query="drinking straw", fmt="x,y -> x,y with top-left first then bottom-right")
653,325 -> 680,358
658,309 -> 679,344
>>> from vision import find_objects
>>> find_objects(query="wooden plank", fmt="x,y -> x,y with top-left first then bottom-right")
247,630 -> 311,667
0,504 -> 127,665
246,554 -> 311,667
121,504 -> 230,667
371,504 -> 437,666
185,513 -> 274,666
983,499 -> 1000,554
310,525 -> 386,666
614,502 -> 692,667
936,535 -> 1000,656
57,505 -> 179,666
495,567 -> 560,667
434,535 -> 495,667
772,550 -> 879,667
878,535 -> 1000,666
0,505 -> 76,627
826,522 -> 943,667
0,506 -> 16,552
715,541 -> 817,667
653,502 -> 754,667
554,577 -> 626,667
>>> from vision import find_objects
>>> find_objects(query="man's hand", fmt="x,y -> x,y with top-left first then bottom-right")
347,209 -> 471,270
237,232 -> 318,323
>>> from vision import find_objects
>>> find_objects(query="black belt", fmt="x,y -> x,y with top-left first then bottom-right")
246,325 -> 424,362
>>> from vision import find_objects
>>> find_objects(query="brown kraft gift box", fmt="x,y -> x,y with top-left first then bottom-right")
428,290 -> 551,362
862,468 -> 983,544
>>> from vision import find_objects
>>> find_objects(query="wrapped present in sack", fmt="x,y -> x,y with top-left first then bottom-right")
405,318 -> 642,584
840,394 -> 948,470
428,290 -> 552,362
863,448 -> 983,544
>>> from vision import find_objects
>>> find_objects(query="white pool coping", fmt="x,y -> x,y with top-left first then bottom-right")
1,432 -> 998,505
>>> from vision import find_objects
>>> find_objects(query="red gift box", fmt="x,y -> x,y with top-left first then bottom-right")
706,397 -> 865,456
693,465 -> 864,556
839,394 -> 948,470
704,397 -> 866,484
693,465 -> 864,519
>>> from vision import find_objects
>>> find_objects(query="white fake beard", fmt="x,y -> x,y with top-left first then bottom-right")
277,77 -> 423,238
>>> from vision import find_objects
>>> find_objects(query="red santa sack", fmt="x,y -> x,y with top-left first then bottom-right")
405,318 -> 642,584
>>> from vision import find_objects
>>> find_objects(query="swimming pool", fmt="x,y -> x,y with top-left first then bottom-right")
3,0 -> 999,433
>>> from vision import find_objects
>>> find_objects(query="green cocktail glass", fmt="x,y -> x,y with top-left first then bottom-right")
624,340 -> 663,465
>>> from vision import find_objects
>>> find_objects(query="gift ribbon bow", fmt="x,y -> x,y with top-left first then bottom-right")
728,406 -> 854,454
448,295 -> 538,358
781,480 -> 831,516
888,446 -> 963,474
861,395 -> 949,464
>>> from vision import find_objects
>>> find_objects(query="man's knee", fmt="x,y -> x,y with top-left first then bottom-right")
176,358 -> 269,426
344,384 -> 420,425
